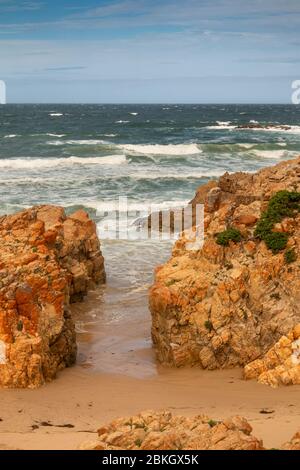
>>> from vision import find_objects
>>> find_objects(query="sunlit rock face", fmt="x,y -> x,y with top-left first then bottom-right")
150,157 -> 300,370
0,205 -> 105,388
80,410 -> 264,450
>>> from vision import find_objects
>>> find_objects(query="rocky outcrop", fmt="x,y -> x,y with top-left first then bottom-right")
282,431 -> 300,450
150,157 -> 300,369
80,410 -> 263,450
0,205 -> 105,388
244,324 -> 300,387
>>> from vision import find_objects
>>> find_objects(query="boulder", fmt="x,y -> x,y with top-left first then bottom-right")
0,205 -> 105,388
80,410 -> 263,450
281,431 -> 300,450
244,324 -> 300,387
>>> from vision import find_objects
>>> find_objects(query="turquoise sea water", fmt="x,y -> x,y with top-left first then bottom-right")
1,104 -> 300,218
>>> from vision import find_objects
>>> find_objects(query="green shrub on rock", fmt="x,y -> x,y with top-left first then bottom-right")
284,248 -> 297,264
255,190 -> 300,253
216,228 -> 242,246
264,232 -> 289,253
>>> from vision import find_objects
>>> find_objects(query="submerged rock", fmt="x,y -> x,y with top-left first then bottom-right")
0,205 -> 105,388
80,410 -> 263,450
149,157 -> 300,369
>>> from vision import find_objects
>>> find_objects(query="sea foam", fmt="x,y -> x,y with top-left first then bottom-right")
0,155 -> 126,169
120,143 -> 201,155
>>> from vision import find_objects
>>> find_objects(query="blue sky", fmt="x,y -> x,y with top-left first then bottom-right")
0,0 -> 299,102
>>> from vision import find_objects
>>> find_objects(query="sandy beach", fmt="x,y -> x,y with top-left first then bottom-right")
0,282 -> 300,450
1,365 -> 300,450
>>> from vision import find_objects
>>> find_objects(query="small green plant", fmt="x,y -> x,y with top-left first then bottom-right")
208,419 -> 218,428
134,439 -> 142,447
270,292 -> 281,300
264,232 -> 289,253
204,320 -> 213,332
284,248 -> 297,264
17,320 -> 23,332
166,279 -> 176,287
216,228 -> 242,246
32,246 -> 37,253
255,190 -> 300,253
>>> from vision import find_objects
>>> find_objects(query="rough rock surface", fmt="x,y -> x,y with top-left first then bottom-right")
244,324 -> 300,387
80,410 -> 263,450
150,157 -> 300,369
282,431 -> 300,450
0,205 -> 105,388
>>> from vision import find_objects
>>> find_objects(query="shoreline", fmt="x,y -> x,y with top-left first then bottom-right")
0,365 -> 299,449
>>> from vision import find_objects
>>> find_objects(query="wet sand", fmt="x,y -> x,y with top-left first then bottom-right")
0,240 -> 299,450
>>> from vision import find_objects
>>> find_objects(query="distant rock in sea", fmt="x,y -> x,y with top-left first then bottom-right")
149,157 -> 300,374
0,206 -> 105,388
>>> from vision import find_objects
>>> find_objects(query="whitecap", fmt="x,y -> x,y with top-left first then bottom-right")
128,170 -> 225,180
216,121 -> 231,126
0,154 -> 126,169
47,139 -> 109,146
46,133 -> 66,138
239,143 -> 255,149
251,149 -> 295,159
206,125 -> 236,130
120,143 -> 201,156
49,113 -> 63,117
86,199 -> 191,214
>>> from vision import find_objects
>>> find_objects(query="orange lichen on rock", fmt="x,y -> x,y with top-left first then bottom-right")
150,157 -> 300,369
0,205 -> 105,388
244,324 -> 300,387
80,410 -> 264,450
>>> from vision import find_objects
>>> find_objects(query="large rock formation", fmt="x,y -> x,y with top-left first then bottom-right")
282,430 -> 300,450
150,157 -> 300,369
244,324 -> 300,387
0,205 -> 105,388
80,410 -> 263,450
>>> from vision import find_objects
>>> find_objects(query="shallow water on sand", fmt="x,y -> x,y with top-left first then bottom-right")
72,239 -> 173,378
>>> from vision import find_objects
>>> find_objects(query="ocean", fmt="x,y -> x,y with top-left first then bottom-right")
1,103 -> 300,375
1,103 -> 300,216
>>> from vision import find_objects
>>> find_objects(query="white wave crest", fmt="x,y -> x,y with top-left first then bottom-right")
47,139 -> 109,146
49,113 -> 63,117
46,133 -> 66,137
238,143 -> 255,149
120,143 -> 201,156
130,170 -> 225,179
206,124 -> 236,130
86,199 -> 190,213
4,134 -> 18,138
0,154 -> 126,169
216,121 -> 231,126
251,149 -> 296,159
